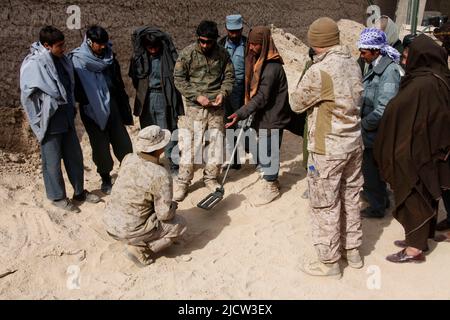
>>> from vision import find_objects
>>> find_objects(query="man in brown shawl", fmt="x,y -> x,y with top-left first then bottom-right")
226,26 -> 291,206
374,34 -> 450,263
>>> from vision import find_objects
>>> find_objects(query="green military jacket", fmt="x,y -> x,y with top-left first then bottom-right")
174,42 -> 235,108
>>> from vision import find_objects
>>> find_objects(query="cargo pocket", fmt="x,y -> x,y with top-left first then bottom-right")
307,171 -> 335,209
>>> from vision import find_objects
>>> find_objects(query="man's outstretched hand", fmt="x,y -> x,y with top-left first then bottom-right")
212,94 -> 224,107
197,95 -> 212,107
225,113 -> 239,129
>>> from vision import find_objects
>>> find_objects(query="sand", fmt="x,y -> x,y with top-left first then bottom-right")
1,20 -> 450,300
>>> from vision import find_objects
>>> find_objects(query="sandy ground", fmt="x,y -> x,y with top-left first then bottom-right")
1,20 -> 450,300
1,129 -> 449,300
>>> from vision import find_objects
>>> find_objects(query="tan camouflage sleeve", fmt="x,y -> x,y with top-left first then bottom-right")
153,172 -> 176,221
290,66 -> 322,114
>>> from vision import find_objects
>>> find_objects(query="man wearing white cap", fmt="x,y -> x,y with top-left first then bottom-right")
219,15 -> 247,170
103,125 -> 186,267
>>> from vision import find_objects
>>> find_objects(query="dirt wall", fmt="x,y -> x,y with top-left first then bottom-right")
0,0 -> 367,153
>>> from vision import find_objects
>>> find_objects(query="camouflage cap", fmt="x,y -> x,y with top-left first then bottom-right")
136,125 -> 171,153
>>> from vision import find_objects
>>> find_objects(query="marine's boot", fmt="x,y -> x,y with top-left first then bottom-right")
174,182 -> 188,202
252,179 -> 280,206
204,179 -> 221,192
344,248 -> 364,269
299,259 -> 342,279
123,245 -> 154,268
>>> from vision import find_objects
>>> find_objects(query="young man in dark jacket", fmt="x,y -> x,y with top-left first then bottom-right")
226,26 -> 291,206
71,26 -> 133,195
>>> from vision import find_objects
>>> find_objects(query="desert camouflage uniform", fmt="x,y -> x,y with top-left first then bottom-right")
103,153 -> 186,252
174,43 -> 234,186
291,45 -> 364,263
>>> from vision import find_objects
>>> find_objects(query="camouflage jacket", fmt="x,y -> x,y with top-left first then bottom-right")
291,45 -> 363,156
103,153 -> 176,240
174,42 -> 235,108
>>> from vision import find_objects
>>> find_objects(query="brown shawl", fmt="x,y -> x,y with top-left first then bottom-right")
374,34 -> 450,225
245,26 -> 283,104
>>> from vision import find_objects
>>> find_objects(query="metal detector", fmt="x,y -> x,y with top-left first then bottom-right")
197,116 -> 252,210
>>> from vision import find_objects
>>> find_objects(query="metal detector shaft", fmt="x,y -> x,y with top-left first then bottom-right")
220,115 -> 252,186
197,115 -> 253,210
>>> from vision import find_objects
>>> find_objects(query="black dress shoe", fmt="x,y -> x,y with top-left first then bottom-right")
436,220 -> 450,231
101,174 -> 113,195
73,190 -> 101,203
386,249 -> 426,263
434,234 -> 450,243
361,207 -> 384,219
52,198 -> 80,213
394,240 -> 429,252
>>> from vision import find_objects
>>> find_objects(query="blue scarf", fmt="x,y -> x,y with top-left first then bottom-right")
70,39 -> 113,130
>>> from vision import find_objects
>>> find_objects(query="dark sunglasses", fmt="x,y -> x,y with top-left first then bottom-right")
198,38 -> 215,45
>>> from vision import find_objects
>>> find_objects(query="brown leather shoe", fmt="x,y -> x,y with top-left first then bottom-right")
386,249 -> 425,263
436,220 -> 450,232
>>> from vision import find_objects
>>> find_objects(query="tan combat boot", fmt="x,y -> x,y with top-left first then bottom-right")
174,182 -> 188,202
204,179 -> 221,192
124,245 -> 154,268
252,179 -> 280,206
300,259 -> 342,279
344,248 -> 364,269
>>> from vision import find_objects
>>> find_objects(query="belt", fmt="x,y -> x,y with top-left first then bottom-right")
149,88 -> 163,92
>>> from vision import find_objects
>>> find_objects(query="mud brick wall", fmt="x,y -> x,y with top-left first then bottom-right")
0,0 -> 367,153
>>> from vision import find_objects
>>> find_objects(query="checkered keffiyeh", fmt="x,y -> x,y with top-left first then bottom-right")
358,28 -> 400,64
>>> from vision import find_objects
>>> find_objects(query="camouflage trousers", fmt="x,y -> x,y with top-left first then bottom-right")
176,106 -> 224,186
111,214 -> 187,253
307,148 -> 363,263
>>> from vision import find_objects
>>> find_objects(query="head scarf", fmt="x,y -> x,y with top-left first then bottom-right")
403,33 -> 450,86
70,37 -> 114,130
245,26 -> 283,104
130,27 -> 178,79
376,15 -> 400,47
358,27 -> 401,64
